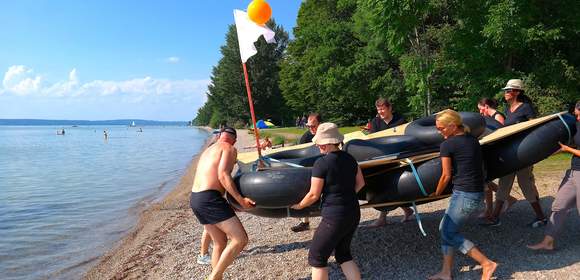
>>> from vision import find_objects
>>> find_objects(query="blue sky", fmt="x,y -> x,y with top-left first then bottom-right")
0,0 -> 301,121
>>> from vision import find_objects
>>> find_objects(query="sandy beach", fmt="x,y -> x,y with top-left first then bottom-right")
84,129 -> 580,280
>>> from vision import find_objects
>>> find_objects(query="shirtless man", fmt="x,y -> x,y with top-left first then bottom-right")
190,127 -> 255,280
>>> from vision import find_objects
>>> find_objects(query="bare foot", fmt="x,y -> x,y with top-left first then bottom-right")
501,197 -> 517,213
478,210 -> 492,219
428,271 -> 452,280
527,242 -> 554,251
481,261 -> 497,280
401,207 -> 415,223
401,213 -> 415,223
360,218 -> 390,228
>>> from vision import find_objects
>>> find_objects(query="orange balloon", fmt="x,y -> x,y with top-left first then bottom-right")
247,0 -> 272,25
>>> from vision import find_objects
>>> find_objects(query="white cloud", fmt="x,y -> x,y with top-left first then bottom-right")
0,65 -> 210,102
2,65 -> 43,96
165,56 -> 180,64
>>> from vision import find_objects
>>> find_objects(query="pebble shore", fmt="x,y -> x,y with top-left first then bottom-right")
84,129 -> 580,280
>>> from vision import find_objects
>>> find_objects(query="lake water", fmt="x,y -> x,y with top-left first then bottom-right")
0,126 -> 209,279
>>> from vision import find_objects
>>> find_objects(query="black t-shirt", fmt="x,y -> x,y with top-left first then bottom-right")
504,103 -> 535,126
571,122 -> 580,171
311,151 -> 360,217
491,111 -> 506,121
439,134 -> 484,192
369,113 -> 405,133
299,130 -> 315,144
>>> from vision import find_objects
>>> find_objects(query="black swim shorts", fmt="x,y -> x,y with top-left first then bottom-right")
190,190 -> 236,225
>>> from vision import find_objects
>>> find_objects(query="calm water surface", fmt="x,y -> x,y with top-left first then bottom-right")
0,126 -> 209,279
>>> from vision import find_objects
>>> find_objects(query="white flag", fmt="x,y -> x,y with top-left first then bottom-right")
233,9 -> 276,63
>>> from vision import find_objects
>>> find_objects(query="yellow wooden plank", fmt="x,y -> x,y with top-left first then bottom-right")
479,112 -> 563,145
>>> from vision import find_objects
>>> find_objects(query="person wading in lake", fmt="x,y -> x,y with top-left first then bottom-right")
190,126 -> 255,280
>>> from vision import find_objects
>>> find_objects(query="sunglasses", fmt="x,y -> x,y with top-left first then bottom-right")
305,124 -> 318,128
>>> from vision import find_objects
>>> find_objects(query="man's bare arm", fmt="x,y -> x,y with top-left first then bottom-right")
218,145 -> 254,208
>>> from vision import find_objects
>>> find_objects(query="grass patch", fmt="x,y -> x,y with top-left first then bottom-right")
535,153 -> 571,173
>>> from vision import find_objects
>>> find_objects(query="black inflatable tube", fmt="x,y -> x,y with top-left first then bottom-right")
232,168 -> 312,208
405,112 -> 486,145
344,135 -> 438,162
483,114 -> 577,179
231,114 -> 575,218
361,158 -> 450,210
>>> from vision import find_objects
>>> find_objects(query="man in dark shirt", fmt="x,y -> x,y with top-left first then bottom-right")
299,113 -> 320,144
482,79 -> 547,228
364,98 -> 414,227
291,112 -> 322,232
369,98 -> 406,133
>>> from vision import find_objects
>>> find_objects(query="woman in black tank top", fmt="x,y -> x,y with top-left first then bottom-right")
478,98 -> 505,125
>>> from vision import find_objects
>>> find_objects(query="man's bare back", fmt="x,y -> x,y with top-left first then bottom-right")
189,128 -> 255,280
192,141 -> 237,194
192,131 -> 254,209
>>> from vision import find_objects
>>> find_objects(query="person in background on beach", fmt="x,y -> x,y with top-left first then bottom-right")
292,122 -> 365,280
481,79 -> 547,227
364,97 -> 414,227
197,229 -> 212,265
476,98 -> 518,219
291,113 -> 322,232
190,126 -> 255,280
259,137 -> 272,150
429,110 -> 497,280
103,130 -> 108,140
528,101 -> 580,251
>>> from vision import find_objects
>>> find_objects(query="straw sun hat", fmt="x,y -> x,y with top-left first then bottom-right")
502,79 -> 524,91
312,122 -> 344,145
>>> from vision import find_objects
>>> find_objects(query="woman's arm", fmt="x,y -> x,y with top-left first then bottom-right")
432,157 -> 452,196
291,177 -> 324,210
560,142 -> 580,157
354,166 -> 365,193
495,113 -> 505,125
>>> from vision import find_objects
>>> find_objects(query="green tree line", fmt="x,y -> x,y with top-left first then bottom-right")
194,0 -> 580,127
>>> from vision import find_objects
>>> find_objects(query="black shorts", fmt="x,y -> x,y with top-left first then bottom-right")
190,190 -> 235,225
308,211 -> 360,267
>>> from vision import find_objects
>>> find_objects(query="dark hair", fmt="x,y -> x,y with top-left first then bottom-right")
478,98 -> 498,109
375,97 -> 391,107
220,126 -> 237,139
308,112 -> 322,122
576,100 -> 580,110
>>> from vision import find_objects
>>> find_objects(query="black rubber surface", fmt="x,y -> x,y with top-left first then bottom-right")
344,135 -> 438,162
483,113 -> 577,179
231,113 -> 575,218
404,112 -> 486,145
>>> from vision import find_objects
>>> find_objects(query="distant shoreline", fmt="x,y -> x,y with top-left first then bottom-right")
0,119 -> 189,126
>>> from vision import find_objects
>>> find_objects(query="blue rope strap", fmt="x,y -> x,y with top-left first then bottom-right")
252,156 -> 305,171
405,158 -> 428,196
557,113 -> 572,145
411,201 -> 427,237
405,158 -> 428,236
